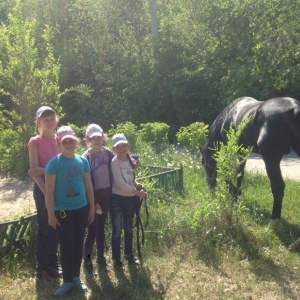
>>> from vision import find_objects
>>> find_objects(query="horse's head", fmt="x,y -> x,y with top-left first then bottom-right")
200,145 -> 217,188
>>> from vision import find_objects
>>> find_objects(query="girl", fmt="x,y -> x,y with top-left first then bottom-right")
110,133 -> 147,270
45,126 -> 94,297
27,106 -> 60,278
82,123 -> 114,274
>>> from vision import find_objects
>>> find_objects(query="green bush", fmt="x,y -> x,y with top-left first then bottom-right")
0,128 -> 29,178
176,122 -> 208,152
140,122 -> 170,153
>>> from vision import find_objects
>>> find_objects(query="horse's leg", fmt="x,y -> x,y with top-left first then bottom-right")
262,154 -> 285,220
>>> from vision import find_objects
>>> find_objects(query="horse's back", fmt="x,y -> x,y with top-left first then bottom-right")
255,97 -> 300,155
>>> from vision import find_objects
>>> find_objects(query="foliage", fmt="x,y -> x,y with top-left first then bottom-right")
2,144 -> 300,299
0,127 -> 29,178
176,122 -> 209,152
192,119 -> 252,247
139,122 -> 170,153
0,0 -> 61,148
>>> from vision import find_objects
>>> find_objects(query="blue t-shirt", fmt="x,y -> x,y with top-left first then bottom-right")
45,154 -> 91,211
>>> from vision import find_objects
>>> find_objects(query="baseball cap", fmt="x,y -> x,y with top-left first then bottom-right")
112,134 -> 128,147
36,106 -> 55,119
57,126 -> 77,143
86,124 -> 103,138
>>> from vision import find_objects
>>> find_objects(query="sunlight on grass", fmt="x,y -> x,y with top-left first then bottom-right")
1,146 -> 300,299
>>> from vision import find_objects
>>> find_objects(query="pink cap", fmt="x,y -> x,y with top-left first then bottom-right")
57,126 -> 77,142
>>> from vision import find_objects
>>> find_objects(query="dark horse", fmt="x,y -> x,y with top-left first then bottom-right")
201,96 -> 300,222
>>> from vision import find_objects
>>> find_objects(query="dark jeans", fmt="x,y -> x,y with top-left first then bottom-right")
55,205 -> 88,283
110,194 -> 135,261
33,183 -> 58,270
84,188 -> 110,259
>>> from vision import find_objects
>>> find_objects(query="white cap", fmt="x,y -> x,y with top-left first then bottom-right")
86,124 -> 103,139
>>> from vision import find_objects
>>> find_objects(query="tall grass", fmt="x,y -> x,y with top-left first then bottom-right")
1,144 -> 300,299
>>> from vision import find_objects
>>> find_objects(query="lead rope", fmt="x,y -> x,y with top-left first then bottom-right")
127,154 -> 148,259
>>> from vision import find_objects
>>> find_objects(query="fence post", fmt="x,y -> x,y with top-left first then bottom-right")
178,164 -> 184,192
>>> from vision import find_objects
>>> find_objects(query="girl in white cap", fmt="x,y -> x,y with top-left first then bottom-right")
110,133 -> 147,270
27,106 -> 61,278
82,123 -> 114,274
45,126 -> 94,297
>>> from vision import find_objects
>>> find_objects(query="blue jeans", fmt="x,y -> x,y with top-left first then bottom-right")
110,194 -> 135,261
55,205 -> 88,283
33,183 -> 58,270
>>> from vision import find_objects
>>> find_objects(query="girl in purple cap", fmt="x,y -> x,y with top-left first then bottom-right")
82,123 -> 114,275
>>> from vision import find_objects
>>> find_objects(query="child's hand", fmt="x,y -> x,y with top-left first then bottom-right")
48,215 -> 60,229
136,189 -> 147,199
95,203 -> 103,215
135,183 -> 143,190
88,209 -> 95,225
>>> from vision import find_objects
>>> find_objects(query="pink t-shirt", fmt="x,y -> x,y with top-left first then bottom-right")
27,135 -> 58,168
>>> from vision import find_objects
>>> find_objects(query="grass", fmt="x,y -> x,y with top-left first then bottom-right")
1,148 -> 300,299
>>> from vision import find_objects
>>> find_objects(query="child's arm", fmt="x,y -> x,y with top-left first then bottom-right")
45,174 -> 60,229
84,172 -> 95,225
28,143 -> 46,195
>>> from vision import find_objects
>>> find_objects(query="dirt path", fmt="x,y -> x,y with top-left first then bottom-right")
245,151 -> 300,181
0,176 -> 35,222
1,152 -> 300,222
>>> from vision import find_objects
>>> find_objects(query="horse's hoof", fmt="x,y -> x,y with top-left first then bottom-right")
288,238 -> 300,252
270,219 -> 281,231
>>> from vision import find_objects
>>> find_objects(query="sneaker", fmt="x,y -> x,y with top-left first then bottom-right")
73,277 -> 88,292
97,256 -> 109,269
54,282 -> 73,297
113,260 -> 124,271
125,254 -> 140,265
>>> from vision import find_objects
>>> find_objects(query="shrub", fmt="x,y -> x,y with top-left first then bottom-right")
0,128 -> 29,178
176,122 -> 208,152
140,122 -> 170,153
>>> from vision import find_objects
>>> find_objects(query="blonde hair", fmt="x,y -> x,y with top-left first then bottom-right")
35,110 -> 58,134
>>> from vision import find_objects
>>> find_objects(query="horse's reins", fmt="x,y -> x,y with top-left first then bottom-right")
127,154 -> 149,259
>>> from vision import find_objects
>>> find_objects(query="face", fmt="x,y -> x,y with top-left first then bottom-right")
113,143 -> 129,158
38,113 -> 57,133
60,138 -> 77,156
201,147 -> 217,188
90,136 -> 103,148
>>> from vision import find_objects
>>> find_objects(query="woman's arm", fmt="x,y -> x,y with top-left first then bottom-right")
84,172 -> 95,225
28,143 -> 46,195
45,174 -> 60,229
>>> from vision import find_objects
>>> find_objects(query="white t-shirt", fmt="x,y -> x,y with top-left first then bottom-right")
111,156 -> 135,196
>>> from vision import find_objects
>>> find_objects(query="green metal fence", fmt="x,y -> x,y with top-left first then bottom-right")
0,165 -> 183,254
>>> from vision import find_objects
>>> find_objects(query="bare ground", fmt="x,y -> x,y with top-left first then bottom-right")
1,151 -> 300,222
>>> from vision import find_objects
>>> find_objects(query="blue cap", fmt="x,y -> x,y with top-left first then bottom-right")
112,134 -> 128,147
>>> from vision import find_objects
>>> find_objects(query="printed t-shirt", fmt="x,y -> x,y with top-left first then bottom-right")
45,154 -> 90,211
111,157 -> 135,197
82,147 -> 112,190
